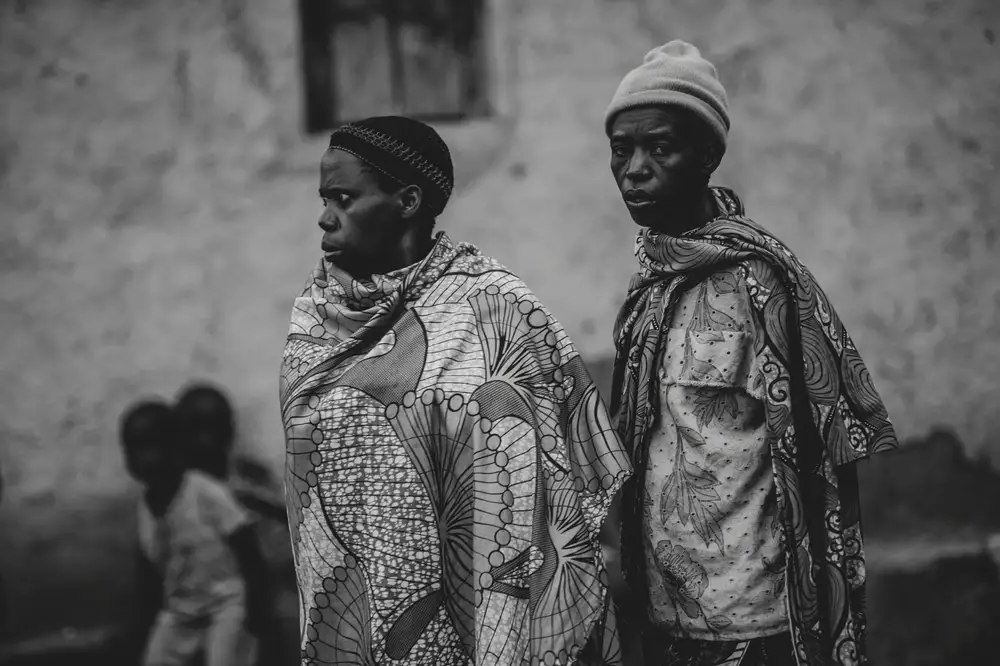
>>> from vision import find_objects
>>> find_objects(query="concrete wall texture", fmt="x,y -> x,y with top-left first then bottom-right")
0,0 -> 998,652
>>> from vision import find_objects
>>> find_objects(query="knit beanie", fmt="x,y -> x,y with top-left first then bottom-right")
328,116 -> 455,218
604,40 -> 730,154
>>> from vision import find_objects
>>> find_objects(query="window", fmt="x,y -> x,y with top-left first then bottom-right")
299,0 -> 488,134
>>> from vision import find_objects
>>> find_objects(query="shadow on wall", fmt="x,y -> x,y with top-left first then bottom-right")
868,552 -> 999,665
860,427 -> 1000,538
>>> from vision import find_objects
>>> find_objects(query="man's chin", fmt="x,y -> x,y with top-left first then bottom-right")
627,207 -> 661,228
323,252 -> 350,272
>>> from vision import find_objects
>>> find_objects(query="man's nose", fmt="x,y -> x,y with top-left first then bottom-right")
625,149 -> 652,181
318,208 -> 338,232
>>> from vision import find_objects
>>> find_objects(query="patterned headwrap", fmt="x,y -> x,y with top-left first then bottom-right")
328,115 -> 455,218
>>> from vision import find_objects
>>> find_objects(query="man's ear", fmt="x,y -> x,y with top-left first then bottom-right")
399,184 -> 424,220
700,140 -> 722,176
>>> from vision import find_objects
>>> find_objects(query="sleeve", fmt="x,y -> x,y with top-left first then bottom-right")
192,472 -> 252,537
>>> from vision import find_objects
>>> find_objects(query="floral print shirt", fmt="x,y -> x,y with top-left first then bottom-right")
642,264 -> 788,640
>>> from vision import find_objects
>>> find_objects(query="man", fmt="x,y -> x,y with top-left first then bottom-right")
279,116 -> 632,665
604,42 -> 898,666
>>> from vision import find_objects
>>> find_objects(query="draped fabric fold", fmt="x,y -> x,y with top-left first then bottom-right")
281,233 -> 632,666
611,189 -> 897,665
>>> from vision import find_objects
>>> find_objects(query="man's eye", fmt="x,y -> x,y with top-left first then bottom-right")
610,145 -> 628,158
321,195 -> 351,208
651,144 -> 670,155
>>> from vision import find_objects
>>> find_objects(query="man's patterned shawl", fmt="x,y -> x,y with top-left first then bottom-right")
280,233 -> 632,666
611,188 -> 898,665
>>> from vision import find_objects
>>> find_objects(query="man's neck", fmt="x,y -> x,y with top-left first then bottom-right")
651,187 -> 718,237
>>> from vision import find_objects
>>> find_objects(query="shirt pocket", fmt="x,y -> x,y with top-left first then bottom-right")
659,327 -> 764,401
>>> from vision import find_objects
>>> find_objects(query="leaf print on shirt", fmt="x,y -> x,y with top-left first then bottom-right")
681,329 -> 727,385
691,387 -> 739,429
689,280 -> 739,332
659,424 -> 725,553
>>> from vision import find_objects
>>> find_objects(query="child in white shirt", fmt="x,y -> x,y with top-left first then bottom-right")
120,400 -> 271,666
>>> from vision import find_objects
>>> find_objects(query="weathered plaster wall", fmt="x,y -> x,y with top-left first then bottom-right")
1,0 -> 305,640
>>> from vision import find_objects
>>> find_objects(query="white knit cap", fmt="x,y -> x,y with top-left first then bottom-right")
604,40 -> 730,153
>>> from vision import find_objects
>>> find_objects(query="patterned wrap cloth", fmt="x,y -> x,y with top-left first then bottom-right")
280,233 -> 633,666
611,188 -> 898,666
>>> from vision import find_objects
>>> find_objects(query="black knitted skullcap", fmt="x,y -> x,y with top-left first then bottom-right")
328,116 -> 455,218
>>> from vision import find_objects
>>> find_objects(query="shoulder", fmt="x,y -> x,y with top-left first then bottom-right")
442,250 -> 539,305
447,246 -> 512,277
439,254 -> 573,343
185,470 -> 237,503
706,214 -> 809,301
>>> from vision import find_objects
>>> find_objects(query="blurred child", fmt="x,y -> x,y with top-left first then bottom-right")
173,384 -> 234,481
174,383 -> 285,523
120,399 -> 271,666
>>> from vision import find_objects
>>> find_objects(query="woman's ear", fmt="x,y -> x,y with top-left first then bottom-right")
399,184 -> 424,220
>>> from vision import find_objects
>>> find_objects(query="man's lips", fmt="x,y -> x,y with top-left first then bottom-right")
623,189 -> 654,203
623,190 -> 657,210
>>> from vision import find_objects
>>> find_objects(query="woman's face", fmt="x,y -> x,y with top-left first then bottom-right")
316,149 -> 407,278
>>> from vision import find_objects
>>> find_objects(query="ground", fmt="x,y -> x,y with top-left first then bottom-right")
1,0 -> 999,663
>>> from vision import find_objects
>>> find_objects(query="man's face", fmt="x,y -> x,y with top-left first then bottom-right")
609,106 -> 709,227
317,149 -> 405,278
